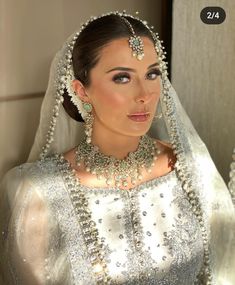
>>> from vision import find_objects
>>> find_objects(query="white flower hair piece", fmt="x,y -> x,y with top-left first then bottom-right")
65,68 -> 88,120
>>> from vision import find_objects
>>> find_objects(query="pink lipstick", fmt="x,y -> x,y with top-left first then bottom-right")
127,113 -> 150,122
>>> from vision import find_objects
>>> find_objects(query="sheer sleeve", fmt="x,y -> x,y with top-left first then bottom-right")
0,164 -> 72,285
0,165 -> 51,284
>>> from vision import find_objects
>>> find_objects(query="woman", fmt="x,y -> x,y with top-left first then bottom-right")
0,11 -> 234,285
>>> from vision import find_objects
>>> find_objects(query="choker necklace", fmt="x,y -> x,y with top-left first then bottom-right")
75,134 -> 161,188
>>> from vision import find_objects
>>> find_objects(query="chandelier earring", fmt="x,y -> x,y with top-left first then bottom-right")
82,102 -> 94,144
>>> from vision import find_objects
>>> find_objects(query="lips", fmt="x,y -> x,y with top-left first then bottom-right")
127,113 -> 150,122
128,111 -> 150,116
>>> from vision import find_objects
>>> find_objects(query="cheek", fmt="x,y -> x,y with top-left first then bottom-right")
153,90 -> 160,103
92,86 -> 129,114
151,83 -> 161,102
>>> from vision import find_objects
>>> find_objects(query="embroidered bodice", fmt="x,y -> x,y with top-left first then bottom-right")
0,155 -> 204,284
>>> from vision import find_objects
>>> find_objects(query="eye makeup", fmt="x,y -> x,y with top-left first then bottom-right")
112,68 -> 162,84
112,72 -> 130,83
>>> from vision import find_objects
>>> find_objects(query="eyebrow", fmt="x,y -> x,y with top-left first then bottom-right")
106,62 -> 160,73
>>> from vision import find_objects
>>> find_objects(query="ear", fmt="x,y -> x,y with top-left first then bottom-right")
72,79 -> 90,102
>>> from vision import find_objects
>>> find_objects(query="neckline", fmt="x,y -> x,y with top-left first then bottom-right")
56,154 -> 177,192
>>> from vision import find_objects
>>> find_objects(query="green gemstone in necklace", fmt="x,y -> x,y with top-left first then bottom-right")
75,134 -> 160,189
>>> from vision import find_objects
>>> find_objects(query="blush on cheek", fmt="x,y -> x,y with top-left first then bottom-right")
93,96 -> 124,123
102,92 -> 128,110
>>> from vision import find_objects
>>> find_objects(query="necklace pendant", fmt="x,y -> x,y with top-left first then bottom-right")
75,135 -> 160,190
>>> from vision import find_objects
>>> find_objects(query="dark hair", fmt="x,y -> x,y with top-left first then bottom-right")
63,14 -> 155,122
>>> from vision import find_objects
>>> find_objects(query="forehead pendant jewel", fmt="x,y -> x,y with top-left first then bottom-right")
121,16 -> 144,60
129,35 -> 144,60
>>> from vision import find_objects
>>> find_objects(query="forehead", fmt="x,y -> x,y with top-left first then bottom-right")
96,37 -> 158,68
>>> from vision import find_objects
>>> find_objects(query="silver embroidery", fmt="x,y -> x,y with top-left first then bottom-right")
21,156 -> 205,284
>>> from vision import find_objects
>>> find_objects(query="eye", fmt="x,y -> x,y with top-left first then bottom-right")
112,73 -> 130,84
146,68 -> 162,80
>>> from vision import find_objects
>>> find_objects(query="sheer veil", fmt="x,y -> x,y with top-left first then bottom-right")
26,11 -> 235,285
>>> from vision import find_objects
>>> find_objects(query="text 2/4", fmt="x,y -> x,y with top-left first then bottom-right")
207,12 -> 219,19
200,7 -> 226,24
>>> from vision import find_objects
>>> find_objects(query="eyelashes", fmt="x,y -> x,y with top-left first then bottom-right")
112,73 -> 130,84
147,68 -> 162,79
112,68 -> 162,84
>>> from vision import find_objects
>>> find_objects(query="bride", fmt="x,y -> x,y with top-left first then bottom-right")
0,10 -> 234,285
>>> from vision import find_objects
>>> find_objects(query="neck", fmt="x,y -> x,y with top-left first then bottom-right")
90,121 -> 143,160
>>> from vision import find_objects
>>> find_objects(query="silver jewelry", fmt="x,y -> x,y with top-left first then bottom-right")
129,35 -> 145,60
75,134 -> 160,188
82,102 -> 93,144
121,16 -> 145,60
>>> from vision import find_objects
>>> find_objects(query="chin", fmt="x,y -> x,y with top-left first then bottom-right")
128,124 -> 151,135
124,129 -> 149,137
109,123 -> 150,137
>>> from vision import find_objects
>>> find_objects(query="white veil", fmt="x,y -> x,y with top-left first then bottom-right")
228,148 -> 235,204
26,11 -> 235,285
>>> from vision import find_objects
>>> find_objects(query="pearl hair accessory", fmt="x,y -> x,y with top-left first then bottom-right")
65,69 -> 87,120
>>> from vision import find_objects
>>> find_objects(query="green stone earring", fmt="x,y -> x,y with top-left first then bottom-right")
83,102 -> 92,112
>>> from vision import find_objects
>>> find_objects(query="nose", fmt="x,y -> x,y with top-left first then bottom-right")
135,81 -> 152,103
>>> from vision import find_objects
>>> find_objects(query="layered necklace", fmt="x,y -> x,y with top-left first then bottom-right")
75,134 -> 160,188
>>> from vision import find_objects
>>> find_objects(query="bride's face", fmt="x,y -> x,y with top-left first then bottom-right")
85,36 -> 161,136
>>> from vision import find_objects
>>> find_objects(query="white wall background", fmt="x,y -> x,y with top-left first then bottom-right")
171,0 -> 235,183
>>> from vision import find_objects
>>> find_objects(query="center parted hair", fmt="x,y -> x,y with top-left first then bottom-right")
63,14 -> 156,122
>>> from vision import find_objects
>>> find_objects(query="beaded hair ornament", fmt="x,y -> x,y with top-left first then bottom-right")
39,10 -> 213,284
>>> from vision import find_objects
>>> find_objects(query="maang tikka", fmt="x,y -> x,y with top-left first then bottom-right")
121,14 -> 145,60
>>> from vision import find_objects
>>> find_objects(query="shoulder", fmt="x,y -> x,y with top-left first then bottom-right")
6,157 -> 58,180
0,162 -> 48,216
1,157 -> 60,199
